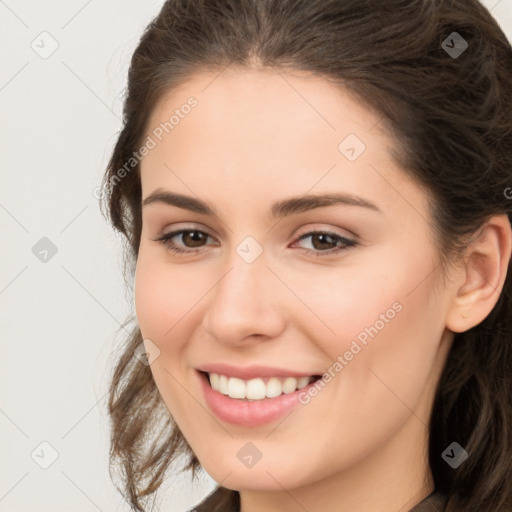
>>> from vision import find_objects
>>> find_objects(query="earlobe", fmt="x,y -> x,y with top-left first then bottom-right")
445,214 -> 512,334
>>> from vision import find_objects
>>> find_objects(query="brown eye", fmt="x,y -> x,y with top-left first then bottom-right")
293,230 -> 357,257
179,230 -> 208,248
153,229 -> 214,254
152,228 -> 357,257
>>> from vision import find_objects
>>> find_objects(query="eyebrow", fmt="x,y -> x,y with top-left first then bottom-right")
142,189 -> 381,218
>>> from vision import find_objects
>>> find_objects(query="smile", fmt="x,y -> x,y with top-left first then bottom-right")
197,370 -> 323,427
207,372 -> 318,401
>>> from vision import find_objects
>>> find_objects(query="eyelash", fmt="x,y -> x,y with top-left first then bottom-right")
151,228 -> 358,257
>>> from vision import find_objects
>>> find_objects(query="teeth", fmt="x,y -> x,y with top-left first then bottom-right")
207,373 -> 315,400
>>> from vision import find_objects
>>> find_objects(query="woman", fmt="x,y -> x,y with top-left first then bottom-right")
101,1 -> 512,511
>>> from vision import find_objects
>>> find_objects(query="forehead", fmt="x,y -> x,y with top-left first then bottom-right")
146,67 -> 383,142
140,67 -> 430,227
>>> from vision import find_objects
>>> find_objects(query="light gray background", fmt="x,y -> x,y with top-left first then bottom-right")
1,1 -> 511,511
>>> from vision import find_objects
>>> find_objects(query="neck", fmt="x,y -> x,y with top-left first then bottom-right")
239,400 -> 435,512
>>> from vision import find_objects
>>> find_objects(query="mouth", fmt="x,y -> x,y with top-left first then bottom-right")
199,370 -> 322,401
197,369 -> 324,426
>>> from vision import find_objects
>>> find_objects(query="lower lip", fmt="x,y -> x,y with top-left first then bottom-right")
197,370 -> 319,427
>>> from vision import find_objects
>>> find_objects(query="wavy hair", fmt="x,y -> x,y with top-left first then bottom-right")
100,1 -> 512,510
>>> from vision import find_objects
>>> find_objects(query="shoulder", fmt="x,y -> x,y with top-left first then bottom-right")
190,486 -> 447,512
190,486 -> 240,512
409,490 -> 448,512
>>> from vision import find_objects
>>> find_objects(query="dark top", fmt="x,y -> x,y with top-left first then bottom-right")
190,486 -> 447,512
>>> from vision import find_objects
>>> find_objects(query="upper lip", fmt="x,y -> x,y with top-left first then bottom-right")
196,363 -> 321,380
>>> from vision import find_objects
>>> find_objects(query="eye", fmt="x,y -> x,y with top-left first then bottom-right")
292,230 -> 357,257
151,228 -> 358,257
152,229 -> 215,254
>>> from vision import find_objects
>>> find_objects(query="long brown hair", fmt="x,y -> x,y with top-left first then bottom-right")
100,1 -> 512,510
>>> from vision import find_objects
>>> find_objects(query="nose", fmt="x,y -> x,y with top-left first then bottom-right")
201,248 -> 286,347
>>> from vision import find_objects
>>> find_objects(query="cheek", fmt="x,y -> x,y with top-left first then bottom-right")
134,253 -> 200,341
133,254 -> 199,419
278,256 -> 404,354
134,261 -> 169,339
306,244 -> 440,353
288,246 -> 441,401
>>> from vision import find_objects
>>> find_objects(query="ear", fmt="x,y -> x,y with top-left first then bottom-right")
446,214 -> 512,333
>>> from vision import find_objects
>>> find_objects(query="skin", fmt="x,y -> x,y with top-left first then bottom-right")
134,66 -> 511,512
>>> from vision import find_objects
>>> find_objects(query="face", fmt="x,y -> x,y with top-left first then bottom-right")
135,68 -> 454,494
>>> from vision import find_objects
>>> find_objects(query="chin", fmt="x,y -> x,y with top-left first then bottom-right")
197,450 -> 314,492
